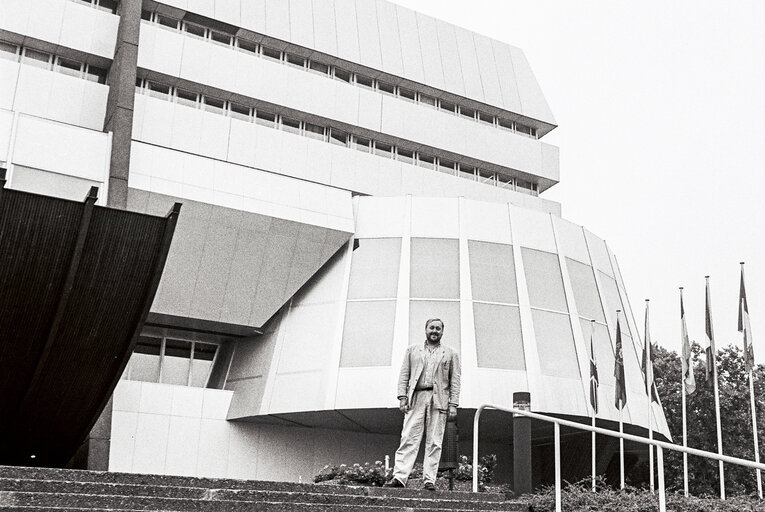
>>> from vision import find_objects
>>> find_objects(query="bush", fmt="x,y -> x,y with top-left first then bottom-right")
313,454 -> 498,487
526,477 -> 763,512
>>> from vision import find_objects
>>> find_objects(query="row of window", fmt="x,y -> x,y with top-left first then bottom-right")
123,336 -> 218,387
73,0 -> 118,14
0,41 -> 108,84
140,11 -> 539,139
135,79 -> 539,195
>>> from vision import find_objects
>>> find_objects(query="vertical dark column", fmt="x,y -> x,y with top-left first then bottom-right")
513,391 -> 532,495
73,0 -> 143,470
103,0 -> 142,208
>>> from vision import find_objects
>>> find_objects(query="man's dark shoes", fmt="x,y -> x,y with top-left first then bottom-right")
384,478 -> 405,488
423,481 -> 436,491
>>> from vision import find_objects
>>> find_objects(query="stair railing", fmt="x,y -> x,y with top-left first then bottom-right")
472,404 -> 765,512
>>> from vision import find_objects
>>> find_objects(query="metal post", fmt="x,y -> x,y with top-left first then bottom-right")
473,406 -> 481,493
554,422 -> 561,512
513,392 -> 532,496
657,446 -> 666,512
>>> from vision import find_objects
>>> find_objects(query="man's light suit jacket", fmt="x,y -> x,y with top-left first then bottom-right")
397,343 -> 461,411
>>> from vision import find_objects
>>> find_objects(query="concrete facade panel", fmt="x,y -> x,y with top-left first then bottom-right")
0,0 -> 31,35
454,27 -> 484,102
188,0 -> 215,19
375,0 -> 404,77
435,20 -> 465,96
355,0 -> 383,70
491,39 -> 523,113
415,13 -> 446,91
310,0 -> 338,56
0,62 -> 18,110
473,33 -> 503,107
332,0 -> 361,64
214,0 -> 241,27
394,5 -> 425,84
264,0 -> 291,42
509,206 -> 555,253
240,0 -> 267,35
288,0 -> 314,50
509,46 -> 556,124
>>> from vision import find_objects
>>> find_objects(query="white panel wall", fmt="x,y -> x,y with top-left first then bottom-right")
394,5 -> 425,84
11,114 -> 109,182
333,0 -> 361,64
491,39 -> 523,115
375,0 -> 404,78
473,34 -> 503,107
0,0 -> 118,59
355,0 -> 383,71
265,0 -> 291,42
435,21 -> 465,97
416,13 -> 446,91
509,47 -> 556,124
128,140 -> 354,232
288,0 -> 314,50
454,27 -> 484,102
132,94 -> 559,213
137,26 -> 559,184
310,0 -> 337,56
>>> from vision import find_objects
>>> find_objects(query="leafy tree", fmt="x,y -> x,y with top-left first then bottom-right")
634,342 -> 765,496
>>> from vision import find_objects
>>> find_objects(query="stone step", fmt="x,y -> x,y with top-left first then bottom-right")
0,466 -> 508,502
0,491 -> 527,512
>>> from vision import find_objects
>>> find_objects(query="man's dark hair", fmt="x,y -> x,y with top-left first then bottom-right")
425,318 -> 444,328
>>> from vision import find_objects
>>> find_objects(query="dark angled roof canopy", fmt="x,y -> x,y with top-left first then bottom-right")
0,170 -> 180,467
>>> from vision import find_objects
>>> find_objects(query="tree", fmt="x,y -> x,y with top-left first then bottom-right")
638,343 -> 765,496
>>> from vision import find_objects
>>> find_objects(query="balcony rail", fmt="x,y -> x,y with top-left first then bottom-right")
472,404 -> 765,512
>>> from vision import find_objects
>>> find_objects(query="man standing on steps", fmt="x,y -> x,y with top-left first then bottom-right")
384,318 -> 461,491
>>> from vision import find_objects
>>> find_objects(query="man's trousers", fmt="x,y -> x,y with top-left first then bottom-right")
391,389 -> 447,485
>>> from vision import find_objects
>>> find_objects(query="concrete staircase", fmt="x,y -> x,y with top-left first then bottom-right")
0,466 -> 527,511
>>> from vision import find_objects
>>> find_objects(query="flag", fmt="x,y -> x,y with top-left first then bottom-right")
680,290 -> 696,394
739,265 -> 755,373
704,278 -> 716,383
614,314 -> 627,409
641,302 -> 659,402
589,323 -> 599,414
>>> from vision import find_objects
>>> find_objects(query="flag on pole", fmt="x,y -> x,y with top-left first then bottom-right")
704,277 -> 716,382
641,303 -> 658,402
614,313 -> 627,409
739,263 -> 755,373
590,323 -> 599,414
680,289 -> 696,395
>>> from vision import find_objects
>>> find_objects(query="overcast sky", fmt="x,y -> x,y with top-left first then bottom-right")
393,0 -> 765,361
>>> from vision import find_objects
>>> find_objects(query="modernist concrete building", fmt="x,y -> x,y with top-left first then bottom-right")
0,0 -> 669,484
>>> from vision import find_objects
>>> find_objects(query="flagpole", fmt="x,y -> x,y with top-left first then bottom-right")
591,320 -> 597,493
740,262 -> 762,499
680,286 -> 696,496
706,276 -> 725,500
644,299 -> 654,493
682,368 -> 689,496
619,405 -> 624,489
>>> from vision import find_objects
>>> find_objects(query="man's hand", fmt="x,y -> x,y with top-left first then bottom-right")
448,405 -> 457,421
399,397 -> 409,413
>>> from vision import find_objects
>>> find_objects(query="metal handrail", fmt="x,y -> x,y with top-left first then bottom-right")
472,404 -> 765,512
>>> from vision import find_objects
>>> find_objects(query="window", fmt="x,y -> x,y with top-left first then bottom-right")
156,14 -> 179,30
497,175 -> 515,189
355,74 -> 374,89
237,39 -> 258,55
351,135 -> 371,153
255,109 -> 277,127
85,65 -> 107,84
22,48 -> 51,69
347,238 -> 402,299
96,0 -> 118,14
329,128 -> 348,146
146,80 -> 170,99
261,45 -> 281,62
308,60 -> 329,76
457,166 -> 476,181
437,159 -> 456,175
440,100 -> 457,114
396,148 -> 414,165
497,118 -> 513,131
410,238 -> 459,299
209,30 -> 232,46
281,116 -> 301,135
399,87 -> 416,102
303,121 -> 325,141
417,153 -> 435,169
124,336 -> 218,387
184,22 -> 206,38
140,9 -> 152,21
0,42 -> 19,61
334,67 -> 352,83
459,106 -> 476,120
477,111 -> 494,126
374,141 -> 393,158
230,102 -> 251,121
285,53 -> 305,68
175,88 -> 198,107
419,93 -> 437,107
55,57 -> 82,78
476,168 -> 495,184
203,96 -> 226,115
516,178 -> 534,195
377,81 -> 395,96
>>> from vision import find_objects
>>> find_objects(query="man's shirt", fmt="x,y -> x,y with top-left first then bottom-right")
415,342 -> 441,390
